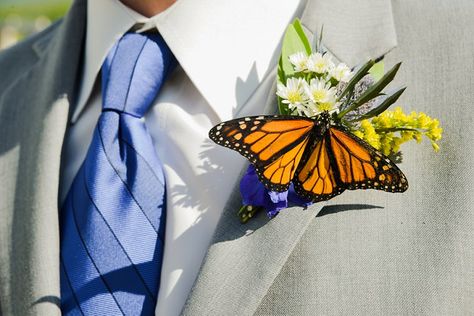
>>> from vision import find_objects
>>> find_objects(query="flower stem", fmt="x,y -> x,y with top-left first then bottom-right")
238,205 -> 263,224
374,127 -> 421,133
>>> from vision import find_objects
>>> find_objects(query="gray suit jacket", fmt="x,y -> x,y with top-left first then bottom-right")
1,0 -> 473,315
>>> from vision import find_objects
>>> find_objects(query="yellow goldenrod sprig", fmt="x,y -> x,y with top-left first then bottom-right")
353,107 -> 443,156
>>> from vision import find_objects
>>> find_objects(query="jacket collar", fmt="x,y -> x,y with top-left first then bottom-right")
181,1 -> 398,315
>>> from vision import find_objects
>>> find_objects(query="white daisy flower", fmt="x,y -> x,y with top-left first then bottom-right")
276,77 -> 308,108
306,52 -> 334,74
296,102 -> 319,117
304,78 -> 337,112
330,63 -> 352,82
289,52 -> 309,72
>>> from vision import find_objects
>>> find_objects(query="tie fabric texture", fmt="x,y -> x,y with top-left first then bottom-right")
60,32 -> 177,315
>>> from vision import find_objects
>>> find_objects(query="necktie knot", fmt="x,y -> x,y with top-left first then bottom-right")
101,32 -> 177,118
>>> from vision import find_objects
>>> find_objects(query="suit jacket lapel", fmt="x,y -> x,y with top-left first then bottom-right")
301,0 -> 398,67
181,84 -> 323,316
0,0 -> 86,314
181,1 -> 398,315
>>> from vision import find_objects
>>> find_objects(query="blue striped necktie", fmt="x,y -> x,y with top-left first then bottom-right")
60,32 -> 177,315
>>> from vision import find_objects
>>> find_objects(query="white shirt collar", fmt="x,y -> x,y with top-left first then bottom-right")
74,0 -> 304,123
73,0 -> 146,123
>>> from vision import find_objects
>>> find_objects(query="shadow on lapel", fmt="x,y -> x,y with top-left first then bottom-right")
0,0 -> 85,314
181,1 -> 398,315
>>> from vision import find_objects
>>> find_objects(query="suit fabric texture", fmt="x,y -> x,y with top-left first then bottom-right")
0,0 -> 473,315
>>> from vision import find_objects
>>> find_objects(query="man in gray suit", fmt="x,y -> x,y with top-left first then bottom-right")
1,0 -> 473,315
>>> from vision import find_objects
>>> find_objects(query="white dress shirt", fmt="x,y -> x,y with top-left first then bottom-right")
60,0 -> 304,314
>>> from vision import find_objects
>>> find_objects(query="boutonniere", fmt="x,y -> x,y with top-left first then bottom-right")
209,19 -> 443,223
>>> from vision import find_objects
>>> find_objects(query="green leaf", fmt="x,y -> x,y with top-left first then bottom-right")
278,96 -> 290,115
292,19 -> 312,55
280,20 -> 311,79
338,62 -> 402,118
353,62 -> 401,107
368,61 -> 385,81
277,55 -> 286,85
337,59 -> 375,101
314,24 -> 324,54
353,87 -> 407,121
277,19 -> 312,115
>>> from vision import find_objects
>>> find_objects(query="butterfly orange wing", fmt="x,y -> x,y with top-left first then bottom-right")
328,127 -> 408,192
293,135 -> 345,202
209,115 -> 315,191
294,126 -> 408,202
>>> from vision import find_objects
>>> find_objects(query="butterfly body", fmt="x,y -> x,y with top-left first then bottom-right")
209,112 -> 408,202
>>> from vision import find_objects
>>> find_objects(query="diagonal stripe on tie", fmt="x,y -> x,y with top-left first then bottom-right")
60,32 -> 177,316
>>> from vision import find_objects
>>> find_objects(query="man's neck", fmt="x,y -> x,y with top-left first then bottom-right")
120,0 -> 176,17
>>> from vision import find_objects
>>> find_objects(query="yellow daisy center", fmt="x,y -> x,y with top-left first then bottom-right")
287,91 -> 302,104
317,102 -> 334,112
312,90 -> 327,103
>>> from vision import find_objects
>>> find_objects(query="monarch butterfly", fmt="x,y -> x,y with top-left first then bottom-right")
209,111 -> 408,202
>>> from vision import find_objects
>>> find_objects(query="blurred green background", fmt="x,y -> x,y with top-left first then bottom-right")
0,0 -> 72,50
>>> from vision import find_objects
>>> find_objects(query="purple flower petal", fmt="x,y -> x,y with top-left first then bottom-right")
288,183 -> 313,207
240,165 -> 313,218
240,165 -> 267,206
